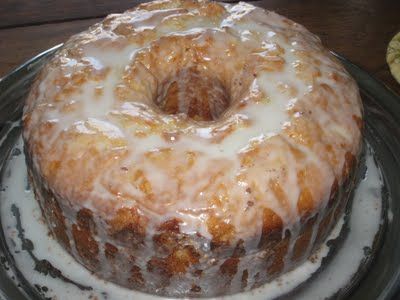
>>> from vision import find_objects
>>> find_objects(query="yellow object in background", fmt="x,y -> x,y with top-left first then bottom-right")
387,32 -> 400,84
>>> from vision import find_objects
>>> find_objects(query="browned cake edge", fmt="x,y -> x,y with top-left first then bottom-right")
23,137 -> 362,297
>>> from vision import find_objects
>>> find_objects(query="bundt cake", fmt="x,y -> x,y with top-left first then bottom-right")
22,0 -> 363,297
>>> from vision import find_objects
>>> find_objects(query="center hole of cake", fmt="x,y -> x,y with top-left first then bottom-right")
155,66 -> 230,121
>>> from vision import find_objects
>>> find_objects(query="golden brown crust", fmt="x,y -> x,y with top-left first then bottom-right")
23,0 -> 363,297
157,66 -> 230,121
26,142 -> 360,296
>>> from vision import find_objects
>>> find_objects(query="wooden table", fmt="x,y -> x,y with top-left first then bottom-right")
0,0 -> 400,96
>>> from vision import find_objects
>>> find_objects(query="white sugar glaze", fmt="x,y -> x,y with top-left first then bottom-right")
1,137 -> 383,300
22,0 -> 363,241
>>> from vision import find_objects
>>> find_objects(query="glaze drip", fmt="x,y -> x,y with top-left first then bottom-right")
22,0 -> 363,297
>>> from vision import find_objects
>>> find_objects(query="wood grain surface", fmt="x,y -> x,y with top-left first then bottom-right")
0,0 -> 139,28
0,0 -> 399,95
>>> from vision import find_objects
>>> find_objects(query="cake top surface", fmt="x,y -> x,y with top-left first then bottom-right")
23,0 -> 362,240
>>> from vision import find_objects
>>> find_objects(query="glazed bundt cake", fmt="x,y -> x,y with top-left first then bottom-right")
22,0 -> 363,297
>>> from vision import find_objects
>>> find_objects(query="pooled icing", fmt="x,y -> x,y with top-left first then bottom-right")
1,137 -> 383,300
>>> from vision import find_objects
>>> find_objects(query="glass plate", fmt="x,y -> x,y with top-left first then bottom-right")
0,45 -> 399,300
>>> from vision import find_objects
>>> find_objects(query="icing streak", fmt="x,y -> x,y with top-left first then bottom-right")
22,0 -> 363,297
